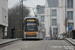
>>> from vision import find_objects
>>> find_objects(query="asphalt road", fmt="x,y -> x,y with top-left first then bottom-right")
0,40 -> 74,50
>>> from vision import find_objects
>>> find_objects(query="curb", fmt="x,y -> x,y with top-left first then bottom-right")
65,38 -> 75,46
0,39 -> 18,45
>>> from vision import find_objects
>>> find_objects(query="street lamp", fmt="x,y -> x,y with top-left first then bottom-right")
16,9 -> 19,38
19,0 -> 27,38
19,0 -> 23,38
47,9 -> 52,40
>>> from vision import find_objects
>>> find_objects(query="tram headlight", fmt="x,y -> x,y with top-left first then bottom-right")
24,32 -> 26,34
36,32 -> 38,34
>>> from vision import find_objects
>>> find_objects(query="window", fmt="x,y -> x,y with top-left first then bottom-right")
67,0 -> 73,8
5,16 -> 6,21
67,11 -> 73,20
35,15 -> 37,17
52,19 -> 57,26
41,16 -> 44,22
52,9 -> 57,16
42,24 -> 44,28
53,28 -> 58,35
68,22 -> 74,31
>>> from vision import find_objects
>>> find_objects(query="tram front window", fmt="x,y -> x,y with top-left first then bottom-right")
26,23 -> 38,31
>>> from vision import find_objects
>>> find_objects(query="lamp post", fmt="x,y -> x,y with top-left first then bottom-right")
22,0 -> 23,38
65,0 -> 67,33
19,0 -> 23,38
20,0 -> 27,38
16,9 -> 19,38
50,8 -> 52,40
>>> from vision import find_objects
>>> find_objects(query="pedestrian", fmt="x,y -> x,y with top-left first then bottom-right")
11,27 -> 15,39
53,34 -> 57,40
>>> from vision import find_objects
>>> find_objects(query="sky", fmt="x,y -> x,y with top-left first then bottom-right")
8,0 -> 45,15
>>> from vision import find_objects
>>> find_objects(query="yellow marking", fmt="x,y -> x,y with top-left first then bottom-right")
27,20 -> 28,21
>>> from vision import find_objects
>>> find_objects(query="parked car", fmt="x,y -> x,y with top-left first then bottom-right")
45,37 -> 50,40
58,34 -> 63,40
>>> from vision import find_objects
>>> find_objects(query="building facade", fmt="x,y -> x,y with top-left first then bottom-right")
0,0 -> 8,38
36,0 -> 75,37
36,5 -> 45,29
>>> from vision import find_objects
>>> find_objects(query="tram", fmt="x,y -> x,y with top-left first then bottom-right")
23,17 -> 45,39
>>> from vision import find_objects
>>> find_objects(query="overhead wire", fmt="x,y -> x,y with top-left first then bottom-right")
26,0 -> 66,9
26,6 -> 66,9
28,0 -> 36,15
26,0 -> 66,16
29,0 -> 35,7
35,0 -> 45,5
32,8 -> 35,15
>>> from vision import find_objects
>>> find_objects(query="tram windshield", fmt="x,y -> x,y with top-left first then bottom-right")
26,23 -> 37,31
25,18 -> 38,31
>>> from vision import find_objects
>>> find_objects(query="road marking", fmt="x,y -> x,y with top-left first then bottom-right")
25,45 -> 28,48
21,41 -> 40,50
45,41 -> 50,50
27,41 -> 39,48
61,40 -> 69,50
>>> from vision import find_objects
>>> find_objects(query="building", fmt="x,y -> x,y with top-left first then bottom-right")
36,0 -> 75,37
36,5 -> 45,29
0,0 -> 8,38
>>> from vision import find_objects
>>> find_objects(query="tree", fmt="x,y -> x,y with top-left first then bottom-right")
8,4 -> 30,38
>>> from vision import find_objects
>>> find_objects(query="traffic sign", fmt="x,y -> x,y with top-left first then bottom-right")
69,25 -> 72,30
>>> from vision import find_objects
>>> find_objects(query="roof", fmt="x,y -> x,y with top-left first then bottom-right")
37,5 -> 45,14
24,17 -> 38,20
47,0 -> 58,7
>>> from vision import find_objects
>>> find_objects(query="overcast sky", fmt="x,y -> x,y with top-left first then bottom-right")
8,0 -> 45,15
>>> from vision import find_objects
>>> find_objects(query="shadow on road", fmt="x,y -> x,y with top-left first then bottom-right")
22,39 -> 42,41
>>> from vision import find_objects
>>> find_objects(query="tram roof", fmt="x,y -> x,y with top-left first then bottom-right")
24,17 -> 38,20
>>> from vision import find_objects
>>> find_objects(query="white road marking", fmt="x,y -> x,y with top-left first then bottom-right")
25,45 -> 28,48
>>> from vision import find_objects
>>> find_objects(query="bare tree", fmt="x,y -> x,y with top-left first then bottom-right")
8,4 -> 30,38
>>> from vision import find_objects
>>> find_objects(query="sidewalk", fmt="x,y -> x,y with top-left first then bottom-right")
0,39 -> 19,45
66,38 -> 75,45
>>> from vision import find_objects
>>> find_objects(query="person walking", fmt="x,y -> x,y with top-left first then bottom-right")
11,27 -> 15,39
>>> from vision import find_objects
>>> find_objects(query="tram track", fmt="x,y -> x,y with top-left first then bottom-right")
62,40 -> 75,50
62,40 -> 69,50
45,41 -> 50,50
65,40 -> 75,50
1,40 -> 73,50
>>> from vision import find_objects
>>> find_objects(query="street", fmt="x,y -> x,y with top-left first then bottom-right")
0,40 -> 74,50
0,0 -> 75,50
